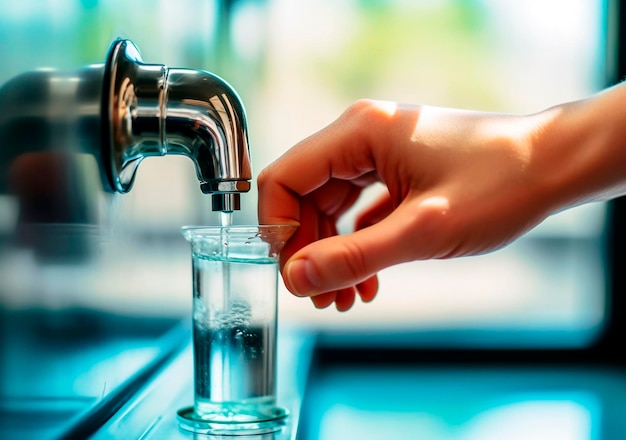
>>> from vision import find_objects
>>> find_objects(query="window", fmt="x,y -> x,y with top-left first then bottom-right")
239,0 -> 611,348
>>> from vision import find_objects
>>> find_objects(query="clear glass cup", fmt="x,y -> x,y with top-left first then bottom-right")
177,224 -> 296,435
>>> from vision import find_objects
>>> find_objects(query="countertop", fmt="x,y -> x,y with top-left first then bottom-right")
89,326 -> 315,439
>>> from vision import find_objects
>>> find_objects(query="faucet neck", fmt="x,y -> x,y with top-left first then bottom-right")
103,39 -> 251,209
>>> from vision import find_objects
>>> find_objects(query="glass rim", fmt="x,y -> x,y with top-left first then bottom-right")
181,224 -> 297,230
181,224 -> 297,233
181,224 -> 298,242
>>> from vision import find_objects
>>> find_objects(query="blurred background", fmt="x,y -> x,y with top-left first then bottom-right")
0,0 -> 611,345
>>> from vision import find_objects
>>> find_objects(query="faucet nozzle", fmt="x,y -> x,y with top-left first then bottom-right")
212,193 -> 240,212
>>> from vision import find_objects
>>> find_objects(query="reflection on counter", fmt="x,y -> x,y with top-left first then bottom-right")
302,365 -> 626,440
0,310 -> 187,439
88,327 -> 315,440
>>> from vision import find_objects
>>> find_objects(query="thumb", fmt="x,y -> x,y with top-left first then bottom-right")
283,207 -> 415,296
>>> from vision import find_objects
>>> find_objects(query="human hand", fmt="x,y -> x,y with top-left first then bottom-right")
257,93 -> 622,311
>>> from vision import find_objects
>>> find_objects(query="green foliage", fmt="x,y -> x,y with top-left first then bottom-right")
314,0 -> 502,108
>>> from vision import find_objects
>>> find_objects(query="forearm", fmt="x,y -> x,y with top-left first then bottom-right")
531,81 -> 626,213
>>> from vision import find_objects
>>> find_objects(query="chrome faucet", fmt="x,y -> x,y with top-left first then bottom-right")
104,39 -> 251,212
0,38 -> 251,214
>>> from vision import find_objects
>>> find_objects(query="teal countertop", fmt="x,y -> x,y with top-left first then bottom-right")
89,326 -> 315,440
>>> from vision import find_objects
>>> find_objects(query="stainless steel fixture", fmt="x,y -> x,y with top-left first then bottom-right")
0,38 -> 251,215
105,39 -> 251,212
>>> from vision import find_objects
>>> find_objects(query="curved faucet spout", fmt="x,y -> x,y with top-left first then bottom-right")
165,68 -> 251,210
104,39 -> 251,211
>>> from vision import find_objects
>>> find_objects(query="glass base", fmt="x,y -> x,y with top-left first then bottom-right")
177,405 -> 288,436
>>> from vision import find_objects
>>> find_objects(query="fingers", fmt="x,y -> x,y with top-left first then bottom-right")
284,191 -> 385,310
334,288 -> 357,312
355,191 -> 394,230
283,202 -> 416,297
257,100 -> 394,227
356,275 -> 378,303
277,197 -> 332,271
311,288 -> 355,311
310,283 -> 375,312
257,100 -> 419,310
310,291 -> 337,309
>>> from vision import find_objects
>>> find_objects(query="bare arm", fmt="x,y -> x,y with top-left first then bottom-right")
257,82 -> 626,311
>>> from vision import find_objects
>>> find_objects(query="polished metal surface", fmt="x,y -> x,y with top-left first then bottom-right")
1,38 -> 252,216
0,37 -> 252,270
0,63 -> 106,190
211,192 -> 240,212
0,64 -> 108,262
104,39 -> 252,210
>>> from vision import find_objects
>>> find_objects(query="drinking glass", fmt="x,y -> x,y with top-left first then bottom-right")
177,225 -> 296,435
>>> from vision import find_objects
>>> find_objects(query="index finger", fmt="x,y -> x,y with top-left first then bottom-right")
257,100 -> 397,225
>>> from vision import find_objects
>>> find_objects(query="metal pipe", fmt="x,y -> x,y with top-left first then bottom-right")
103,39 -> 252,211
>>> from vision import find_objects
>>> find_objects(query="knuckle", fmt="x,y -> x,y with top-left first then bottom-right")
256,165 -> 272,191
339,239 -> 370,284
406,197 -> 462,259
342,99 -> 386,125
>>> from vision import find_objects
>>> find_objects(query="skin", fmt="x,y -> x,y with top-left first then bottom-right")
257,81 -> 626,311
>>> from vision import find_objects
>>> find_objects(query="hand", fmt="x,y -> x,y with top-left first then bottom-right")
257,89 -> 626,311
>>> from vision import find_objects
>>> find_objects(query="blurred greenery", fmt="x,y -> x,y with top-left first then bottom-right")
314,0 -> 504,109
74,1 -> 118,65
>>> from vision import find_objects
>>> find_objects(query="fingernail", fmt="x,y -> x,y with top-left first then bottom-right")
286,259 -> 320,296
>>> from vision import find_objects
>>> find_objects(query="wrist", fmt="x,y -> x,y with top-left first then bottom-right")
529,85 -> 626,213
